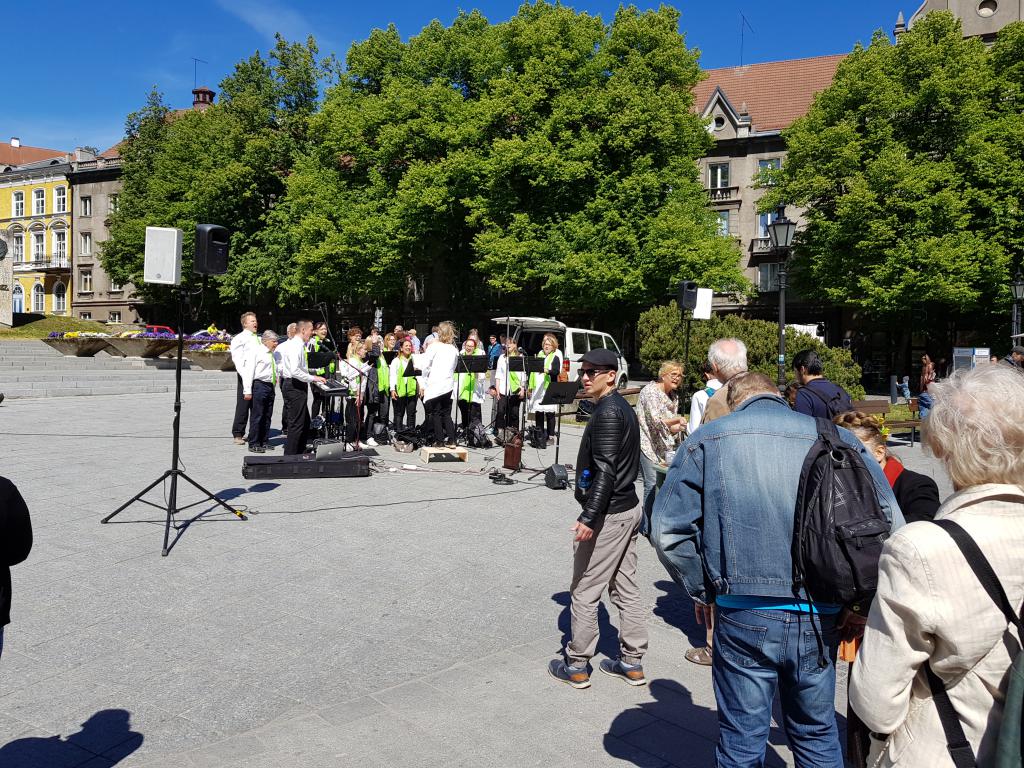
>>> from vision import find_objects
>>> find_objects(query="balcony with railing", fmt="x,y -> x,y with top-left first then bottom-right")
751,237 -> 775,254
707,186 -> 739,202
13,254 -> 70,272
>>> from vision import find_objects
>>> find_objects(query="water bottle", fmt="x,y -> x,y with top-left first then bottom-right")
578,469 -> 592,490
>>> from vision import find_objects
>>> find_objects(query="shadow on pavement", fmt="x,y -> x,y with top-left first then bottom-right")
214,483 -> 280,501
605,678 -> 790,767
552,591 -> 621,661
0,708 -> 143,767
652,579 -> 708,650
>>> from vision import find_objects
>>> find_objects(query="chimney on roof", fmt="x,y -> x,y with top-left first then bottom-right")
894,11 -> 907,37
192,86 -> 215,112
10,137 -> 20,148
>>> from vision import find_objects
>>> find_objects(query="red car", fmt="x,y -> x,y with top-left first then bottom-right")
145,324 -> 175,335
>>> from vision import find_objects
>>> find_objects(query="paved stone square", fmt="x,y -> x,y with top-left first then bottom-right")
0,388 -> 951,767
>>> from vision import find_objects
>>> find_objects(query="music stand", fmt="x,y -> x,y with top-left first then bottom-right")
382,350 -> 398,365
504,356 -> 544,438
453,354 -> 489,441
528,380 -> 581,488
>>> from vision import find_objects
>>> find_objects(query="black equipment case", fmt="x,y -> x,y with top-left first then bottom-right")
242,453 -> 371,479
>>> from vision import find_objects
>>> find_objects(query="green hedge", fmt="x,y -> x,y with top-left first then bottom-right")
637,303 -> 865,400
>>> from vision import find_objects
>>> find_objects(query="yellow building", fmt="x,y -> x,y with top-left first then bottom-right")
0,153 -> 73,317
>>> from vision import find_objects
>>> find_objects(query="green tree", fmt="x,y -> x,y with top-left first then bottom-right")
282,2 -> 746,311
102,36 -> 333,312
638,303 -> 865,399
761,14 -> 1024,318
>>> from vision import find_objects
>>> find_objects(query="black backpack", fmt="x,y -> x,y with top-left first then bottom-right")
801,381 -> 854,419
792,417 -> 891,612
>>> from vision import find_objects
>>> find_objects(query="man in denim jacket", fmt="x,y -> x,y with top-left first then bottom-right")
653,372 -> 903,767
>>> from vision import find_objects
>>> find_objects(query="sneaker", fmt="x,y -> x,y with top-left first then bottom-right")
445,442 -> 458,449
365,438 -> 378,447
599,658 -> 647,686
547,659 -> 590,689
261,443 -> 274,451
685,646 -> 713,666
248,445 -> 265,454
233,437 -> 246,445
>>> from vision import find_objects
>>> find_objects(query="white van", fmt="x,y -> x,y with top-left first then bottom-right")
490,316 -> 630,389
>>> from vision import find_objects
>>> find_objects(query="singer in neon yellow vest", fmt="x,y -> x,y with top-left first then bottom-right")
455,336 -> 486,430
389,336 -> 419,431
527,333 -> 564,443
493,337 -> 526,432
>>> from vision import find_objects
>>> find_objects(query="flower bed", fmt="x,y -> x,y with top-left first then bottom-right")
43,331 -> 112,357
187,350 -> 235,371
105,335 -> 179,358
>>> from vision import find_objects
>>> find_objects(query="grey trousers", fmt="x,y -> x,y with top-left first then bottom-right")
567,505 -> 648,667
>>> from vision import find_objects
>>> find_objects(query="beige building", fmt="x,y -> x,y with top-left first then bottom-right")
67,149 -> 138,324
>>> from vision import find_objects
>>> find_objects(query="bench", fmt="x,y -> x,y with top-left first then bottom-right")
851,398 -> 922,447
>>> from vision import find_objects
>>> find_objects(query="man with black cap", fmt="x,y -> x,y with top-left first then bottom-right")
548,347 -> 646,689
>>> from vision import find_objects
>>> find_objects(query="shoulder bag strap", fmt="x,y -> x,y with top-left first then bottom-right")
924,518 -> 1024,768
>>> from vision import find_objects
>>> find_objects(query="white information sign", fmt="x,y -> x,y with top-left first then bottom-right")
692,287 -> 713,320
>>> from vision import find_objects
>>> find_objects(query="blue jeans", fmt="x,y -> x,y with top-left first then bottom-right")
918,391 -> 933,420
713,607 -> 843,768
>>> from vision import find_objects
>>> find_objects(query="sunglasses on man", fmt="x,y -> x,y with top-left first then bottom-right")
579,367 -> 615,378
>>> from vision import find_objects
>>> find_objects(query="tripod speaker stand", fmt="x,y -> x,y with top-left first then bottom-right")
101,286 -> 247,555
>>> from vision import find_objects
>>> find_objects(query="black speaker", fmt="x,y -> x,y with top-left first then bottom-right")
544,464 -> 568,490
194,224 -> 229,275
678,280 -> 698,310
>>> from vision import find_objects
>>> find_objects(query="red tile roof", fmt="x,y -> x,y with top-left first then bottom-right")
693,54 -> 847,132
0,142 -> 67,167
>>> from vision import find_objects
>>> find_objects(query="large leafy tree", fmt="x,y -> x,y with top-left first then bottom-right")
281,2 -> 745,312
102,36 -> 333,313
761,14 -> 1024,317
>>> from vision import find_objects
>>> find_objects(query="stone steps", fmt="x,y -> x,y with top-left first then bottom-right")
0,340 -> 236,399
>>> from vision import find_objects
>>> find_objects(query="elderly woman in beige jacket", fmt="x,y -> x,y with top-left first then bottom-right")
849,363 -> 1024,767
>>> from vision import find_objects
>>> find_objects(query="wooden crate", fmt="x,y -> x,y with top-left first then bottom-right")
419,446 -> 468,464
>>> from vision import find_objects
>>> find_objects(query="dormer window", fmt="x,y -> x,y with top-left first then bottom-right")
713,115 -> 726,131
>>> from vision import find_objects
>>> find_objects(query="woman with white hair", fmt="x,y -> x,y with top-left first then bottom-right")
419,321 -> 459,448
849,364 -> 1024,767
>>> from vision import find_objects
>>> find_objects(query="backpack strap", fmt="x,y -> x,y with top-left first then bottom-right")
924,518 -> 1024,768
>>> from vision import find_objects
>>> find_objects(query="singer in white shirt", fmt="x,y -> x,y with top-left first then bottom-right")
229,311 -> 261,444
277,320 -> 326,455
418,321 -> 459,447
243,330 -> 281,452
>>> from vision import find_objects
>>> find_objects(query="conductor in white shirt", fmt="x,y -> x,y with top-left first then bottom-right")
229,312 -> 261,445
278,320 -> 327,455
419,321 -> 459,447
243,330 -> 281,453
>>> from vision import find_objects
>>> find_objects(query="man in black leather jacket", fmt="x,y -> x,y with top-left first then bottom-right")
548,349 -> 647,689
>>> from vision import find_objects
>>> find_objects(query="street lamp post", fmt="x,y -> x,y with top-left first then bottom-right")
767,206 -> 797,386
1011,270 -> 1024,342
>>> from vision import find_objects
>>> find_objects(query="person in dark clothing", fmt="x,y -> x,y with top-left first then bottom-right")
792,349 -> 853,418
1,476 -> 33,660
548,348 -> 646,690
834,411 -> 940,523
306,322 -> 338,421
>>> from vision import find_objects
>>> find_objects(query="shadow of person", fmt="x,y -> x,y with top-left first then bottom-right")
605,679 -> 789,767
0,708 -> 143,767
551,591 -> 621,661
652,579 -> 707,649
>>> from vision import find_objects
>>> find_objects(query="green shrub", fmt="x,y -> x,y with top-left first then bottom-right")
637,302 -> 865,400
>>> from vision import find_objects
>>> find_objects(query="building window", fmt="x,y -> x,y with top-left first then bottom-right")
54,187 -> 67,213
708,163 -> 730,189
758,263 -> 782,292
32,232 -> 44,260
53,282 -> 66,313
80,270 -> 93,293
54,230 -> 67,262
109,279 -> 122,292
32,283 -> 45,312
81,196 -> 92,216
758,158 -> 782,184
108,194 -> 119,214
109,311 -> 121,323
12,191 -> 24,217
33,189 -> 45,215
12,233 -> 24,262
79,311 -> 92,320
12,284 -> 24,313
758,210 -> 780,239
80,232 -> 92,255
716,211 -> 731,237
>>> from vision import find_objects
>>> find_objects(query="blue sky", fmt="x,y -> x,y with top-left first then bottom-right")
9,0 -> 911,153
